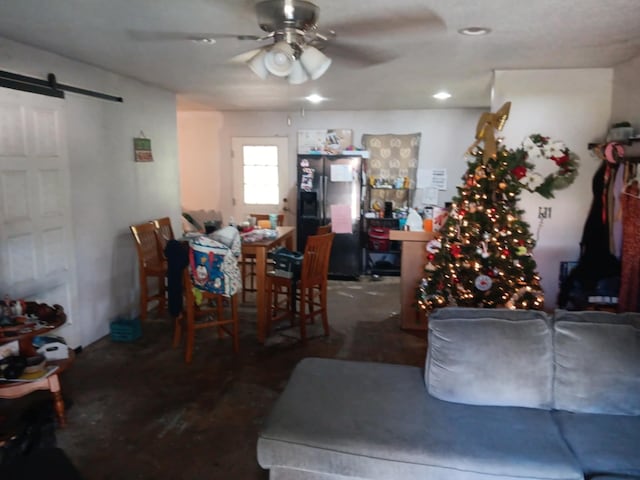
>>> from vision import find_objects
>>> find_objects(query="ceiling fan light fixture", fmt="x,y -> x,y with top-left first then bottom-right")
300,46 -> 332,80
264,41 -> 295,77
288,60 -> 309,85
247,49 -> 270,79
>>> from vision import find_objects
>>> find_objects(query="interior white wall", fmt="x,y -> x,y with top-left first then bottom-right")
611,53 -> 640,130
0,37 -> 181,347
492,68 -> 613,310
177,109 -> 484,224
178,111 -> 224,213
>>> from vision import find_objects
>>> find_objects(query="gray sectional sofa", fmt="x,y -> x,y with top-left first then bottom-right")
257,308 -> 640,480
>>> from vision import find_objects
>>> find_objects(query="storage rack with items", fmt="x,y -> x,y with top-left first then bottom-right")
362,217 -> 401,276
362,171 -> 417,275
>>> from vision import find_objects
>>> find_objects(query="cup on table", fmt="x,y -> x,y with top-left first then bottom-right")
269,213 -> 278,229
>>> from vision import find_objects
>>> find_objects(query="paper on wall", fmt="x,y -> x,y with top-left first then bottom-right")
422,187 -> 439,205
330,204 -> 353,234
330,164 -> 352,182
417,168 -> 448,190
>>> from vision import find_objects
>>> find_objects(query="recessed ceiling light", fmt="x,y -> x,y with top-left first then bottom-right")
305,94 -> 325,104
433,91 -> 452,100
458,27 -> 491,36
193,37 -> 216,44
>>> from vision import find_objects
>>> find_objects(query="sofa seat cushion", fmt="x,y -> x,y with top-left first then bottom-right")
553,410 -> 640,477
258,358 -> 582,480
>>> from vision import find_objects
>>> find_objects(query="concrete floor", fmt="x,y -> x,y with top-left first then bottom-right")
18,278 -> 427,479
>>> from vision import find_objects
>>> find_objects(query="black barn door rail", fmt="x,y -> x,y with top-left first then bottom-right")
0,70 -> 123,103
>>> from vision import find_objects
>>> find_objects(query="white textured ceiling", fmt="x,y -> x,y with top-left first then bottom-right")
1,0 -> 639,111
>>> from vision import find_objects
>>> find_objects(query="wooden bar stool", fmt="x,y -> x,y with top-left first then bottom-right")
152,216 -> 175,256
173,268 -> 239,364
130,222 -> 166,320
265,233 -> 335,342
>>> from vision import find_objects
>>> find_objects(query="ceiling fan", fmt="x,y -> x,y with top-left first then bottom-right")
131,0 -> 443,84
229,0 -> 340,84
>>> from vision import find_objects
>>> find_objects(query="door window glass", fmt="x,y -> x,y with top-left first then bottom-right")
243,145 -> 279,205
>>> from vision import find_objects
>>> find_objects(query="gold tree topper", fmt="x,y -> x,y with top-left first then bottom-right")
469,101 -> 511,162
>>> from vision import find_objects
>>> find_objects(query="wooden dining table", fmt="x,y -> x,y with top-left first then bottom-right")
241,226 -> 295,342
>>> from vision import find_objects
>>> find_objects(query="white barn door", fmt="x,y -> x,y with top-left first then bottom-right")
0,88 -> 78,343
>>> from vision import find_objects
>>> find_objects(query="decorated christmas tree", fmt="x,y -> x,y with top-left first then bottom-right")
417,103 -> 579,311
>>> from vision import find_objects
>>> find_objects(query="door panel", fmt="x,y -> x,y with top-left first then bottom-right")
0,89 -> 77,340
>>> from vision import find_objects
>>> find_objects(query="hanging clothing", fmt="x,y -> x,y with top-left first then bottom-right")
611,164 -> 625,258
618,180 -> 640,312
557,162 -> 620,309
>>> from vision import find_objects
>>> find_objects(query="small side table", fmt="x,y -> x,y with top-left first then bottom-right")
0,351 -> 74,426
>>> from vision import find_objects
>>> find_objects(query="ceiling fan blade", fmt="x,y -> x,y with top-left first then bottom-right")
229,47 -> 267,64
324,9 -> 445,38
128,30 -> 264,42
324,41 -> 397,68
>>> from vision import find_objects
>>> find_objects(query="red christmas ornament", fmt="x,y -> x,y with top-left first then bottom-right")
511,165 -> 527,180
451,244 -> 462,258
428,253 -> 435,261
502,248 -> 510,256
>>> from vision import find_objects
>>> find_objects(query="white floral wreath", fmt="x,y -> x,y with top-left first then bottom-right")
518,134 -> 580,197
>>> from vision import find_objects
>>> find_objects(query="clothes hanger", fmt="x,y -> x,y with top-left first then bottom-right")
622,177 -> 640,199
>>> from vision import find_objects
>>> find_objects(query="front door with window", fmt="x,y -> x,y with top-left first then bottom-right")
231,137 -> 291,225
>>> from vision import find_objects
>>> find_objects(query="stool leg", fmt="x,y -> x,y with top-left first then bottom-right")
231,294 -> 239,353
299,287 -> 308,342
140,275 -> 148,321
48,375 -> 66,427
320,284 -> 330,336
217,297 -> 224,338
242,260 -> 248,303
172,314 -> 183,348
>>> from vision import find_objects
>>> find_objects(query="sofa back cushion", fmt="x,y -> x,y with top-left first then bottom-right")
553,309 -> 640,326
553,319 -> 640,415
429,307 -> 549,322
426,313 -> 553,409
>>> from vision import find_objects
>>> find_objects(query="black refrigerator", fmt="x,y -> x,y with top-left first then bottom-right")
297,154 -> 365,280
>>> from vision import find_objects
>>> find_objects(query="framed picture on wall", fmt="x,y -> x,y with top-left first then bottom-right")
133,137 -> 154,162
297,129 -> 353,155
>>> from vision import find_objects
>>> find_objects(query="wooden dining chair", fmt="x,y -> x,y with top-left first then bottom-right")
130,222 -> 167,321
241,213 -> 285,302
265,232 -> 335,342
152,217 -> 175,257
316,223 -> 332,235
173,268 -> 239,363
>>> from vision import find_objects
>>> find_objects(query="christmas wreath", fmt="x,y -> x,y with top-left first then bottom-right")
516,134 -> 580,199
